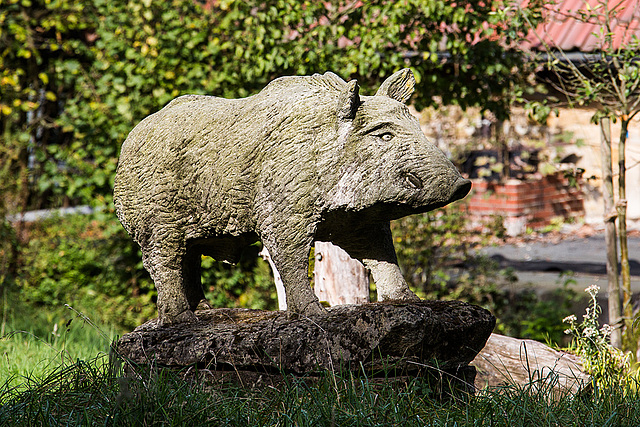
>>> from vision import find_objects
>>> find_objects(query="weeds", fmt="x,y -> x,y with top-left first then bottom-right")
563,285 -> 630,391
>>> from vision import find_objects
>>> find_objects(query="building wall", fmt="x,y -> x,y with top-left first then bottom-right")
414,103 -> 640,229
547,108 -> 640,225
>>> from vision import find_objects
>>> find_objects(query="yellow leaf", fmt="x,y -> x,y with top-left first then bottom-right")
38,72 -> 49,85
17,49 -> 31,59
45,91 -> 56,101
1,105 -> 12,115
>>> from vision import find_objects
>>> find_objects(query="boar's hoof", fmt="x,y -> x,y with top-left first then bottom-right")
195,299 -> 213,311
161,309 -> 199,326
287,301 -> 326,319
399,291 -> 421,302
380,290 -> 421,302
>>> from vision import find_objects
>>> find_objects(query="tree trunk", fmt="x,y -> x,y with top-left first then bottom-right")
601,117 -> 622,348
260,242 -> 371,310
495,119 -> 510,180
314,241 -> 370,306
618,117 -> 635,354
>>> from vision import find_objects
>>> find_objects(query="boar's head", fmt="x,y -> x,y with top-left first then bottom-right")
322,69 -> 471,222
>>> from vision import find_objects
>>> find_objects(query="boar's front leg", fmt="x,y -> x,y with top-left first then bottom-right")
332,223 -> 420,302
261,233 -> 325,316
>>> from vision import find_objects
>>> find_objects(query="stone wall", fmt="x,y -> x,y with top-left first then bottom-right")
467,174 -> 585,236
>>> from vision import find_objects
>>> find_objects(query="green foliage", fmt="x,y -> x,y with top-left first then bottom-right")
9,213 -> 276,330
498,277 -> 579,344
563,285 -> 631,391
201,249 -> 276,311
0,0 -> 223,209
13,212 -> 156,330
211,0 -> 539,117
1,0 -> 541,212
392,206 -> 471,296
0,0 -> 96,209
0,220 -> 18,284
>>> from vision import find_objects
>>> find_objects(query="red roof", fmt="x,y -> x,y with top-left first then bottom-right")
525,0 -> 640,51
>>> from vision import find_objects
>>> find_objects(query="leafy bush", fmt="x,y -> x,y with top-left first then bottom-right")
201,249 -> 276,311
0,220 -> 18,284
0,0 -> 224,210
13,212 -> 156,329
1,0 -> 541,213
10,212 -> 275,330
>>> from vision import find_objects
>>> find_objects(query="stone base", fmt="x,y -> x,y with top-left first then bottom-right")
116,301 -> 495,396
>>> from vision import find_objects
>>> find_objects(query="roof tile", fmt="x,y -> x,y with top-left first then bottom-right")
525,0 -> 640,51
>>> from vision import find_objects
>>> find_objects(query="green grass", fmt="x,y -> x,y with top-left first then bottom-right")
1,354 -> 640,426
0,295 -> 121,391
2,297 -> 640,426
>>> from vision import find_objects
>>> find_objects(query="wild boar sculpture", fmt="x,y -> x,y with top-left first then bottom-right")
114,69 -> 471,325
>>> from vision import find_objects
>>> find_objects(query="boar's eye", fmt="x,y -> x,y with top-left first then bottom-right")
378,132 -> 394,142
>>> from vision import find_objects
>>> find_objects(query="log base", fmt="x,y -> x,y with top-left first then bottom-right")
116,301 -> 495,397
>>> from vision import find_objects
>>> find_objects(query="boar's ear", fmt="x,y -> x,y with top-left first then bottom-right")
336,79 -> 360,122
375,68 -> 415,104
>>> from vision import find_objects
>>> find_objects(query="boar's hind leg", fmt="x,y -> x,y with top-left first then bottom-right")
332,223 -> 420,302
142,246 -> 198,325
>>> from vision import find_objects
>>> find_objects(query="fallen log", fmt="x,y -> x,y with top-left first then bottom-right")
472,333 -> 588,396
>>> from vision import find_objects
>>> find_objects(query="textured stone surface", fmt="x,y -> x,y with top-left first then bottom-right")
113,69 -> 471,324
117,301 -> 495,378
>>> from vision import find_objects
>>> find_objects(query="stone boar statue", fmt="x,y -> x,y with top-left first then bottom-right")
114,69 -> 471,325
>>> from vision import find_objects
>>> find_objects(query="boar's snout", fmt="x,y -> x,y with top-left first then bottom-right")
451,177 -> 472,203
398,171 -> 471,204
